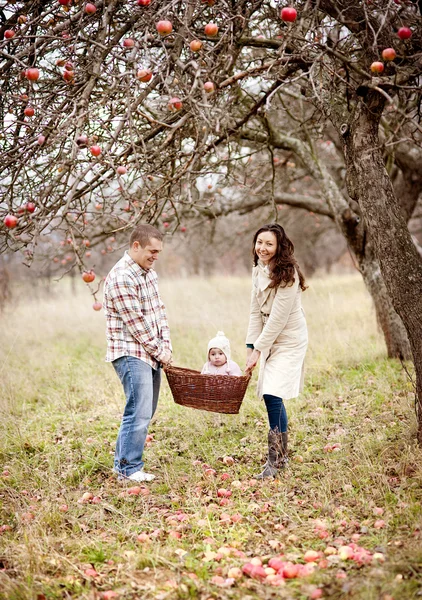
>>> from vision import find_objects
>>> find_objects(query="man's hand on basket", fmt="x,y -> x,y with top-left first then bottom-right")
161,349 -> 172,366
245,349 -> 260,374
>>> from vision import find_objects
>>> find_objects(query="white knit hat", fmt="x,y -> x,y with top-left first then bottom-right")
207,331 -> 231,362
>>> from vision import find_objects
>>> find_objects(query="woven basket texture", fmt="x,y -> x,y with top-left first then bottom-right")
164,365 -> 251,414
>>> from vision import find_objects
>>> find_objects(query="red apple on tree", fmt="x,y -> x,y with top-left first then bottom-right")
90,145 -> 101,156
4,215 -> 18,229
63,70 -> 75,82
26,202 -> 36,213
204,81 -> 215,93
25,68 -> 40,81
168,97 -> 183,111
85,3 -> 97,14
137,68 -> 152,82
123,38 -> 135,47
24,106 -> 35,117
37,135 -> 46,145
190,40 -> 203,52
76,134 -> 88,147
370,61 -> 384,74
137,0 -> 151,5
4,30 -> 15,39
82,270 -> 96,283
397,27 -> 412,40
117,166 -> 127,175
382,48 -> 396,61
280,7 -> 297,22
156,20 -> 173,35
59,0 -> 71,4
204,22 -> 218,36
93,301 -> 102,311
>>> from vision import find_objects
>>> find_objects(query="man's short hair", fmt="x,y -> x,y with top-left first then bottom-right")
130,223 -> 164,248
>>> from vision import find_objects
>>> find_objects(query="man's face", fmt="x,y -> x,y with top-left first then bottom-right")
209,348 -> 227,367
130,237 -> 163,270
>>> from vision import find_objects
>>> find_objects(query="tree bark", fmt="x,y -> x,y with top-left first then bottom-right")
358,248 -> 412,360
344,91 -> 422,443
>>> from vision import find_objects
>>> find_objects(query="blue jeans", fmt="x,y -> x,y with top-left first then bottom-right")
112,356 -> 161,476
263,394 -> 288,433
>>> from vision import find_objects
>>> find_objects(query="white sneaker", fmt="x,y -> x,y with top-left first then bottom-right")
127,469 -> 155,482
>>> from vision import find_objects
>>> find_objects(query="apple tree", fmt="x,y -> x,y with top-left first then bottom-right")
1,0 -> 422,439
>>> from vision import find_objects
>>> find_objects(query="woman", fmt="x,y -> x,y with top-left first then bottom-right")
245,223 -> 308,478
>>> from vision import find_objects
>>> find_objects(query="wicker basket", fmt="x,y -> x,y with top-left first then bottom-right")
164,365 -> 251,414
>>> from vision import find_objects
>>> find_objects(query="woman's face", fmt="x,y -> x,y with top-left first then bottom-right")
255,231 -> 277,264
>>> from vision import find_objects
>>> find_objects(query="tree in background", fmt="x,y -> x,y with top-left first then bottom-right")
1,0 -> 422,440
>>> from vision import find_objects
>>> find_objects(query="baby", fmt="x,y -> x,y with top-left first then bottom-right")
201,331 -> 243,376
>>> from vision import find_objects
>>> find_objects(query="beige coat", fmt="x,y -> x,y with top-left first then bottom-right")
246,263 -> 308,400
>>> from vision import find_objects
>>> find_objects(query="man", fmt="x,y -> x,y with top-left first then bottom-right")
103,223 -> 172,482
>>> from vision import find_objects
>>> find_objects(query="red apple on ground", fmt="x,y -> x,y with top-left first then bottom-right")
85,3 -> 97,14
4,215 -> 18,229
137,68 -> 152,82
382,47 -> 396,61
156,20 -> 173,35
283,562 -> 301,578
90,145 -> 101,156
204,22 -> 218,36
84,568 -> 99,577
82,270 -> 96,283
4,30 -> 15,39
58,504 -> 68,512
204,468 -> 217,477
190,40 -> 203,52
304,550 -> 320,562
370,61 -> 384,74
280,7 -> 297,22
397,27 -> 412,40
25,68 -> 40,81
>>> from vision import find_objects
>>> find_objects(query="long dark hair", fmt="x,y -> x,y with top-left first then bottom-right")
252,223 -> 307,291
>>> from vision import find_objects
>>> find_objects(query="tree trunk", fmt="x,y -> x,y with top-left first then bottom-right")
358,249 -> 412,360
344,91 -> 422,444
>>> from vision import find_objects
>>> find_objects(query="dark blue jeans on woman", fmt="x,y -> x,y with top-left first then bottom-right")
263,394 -> 288,432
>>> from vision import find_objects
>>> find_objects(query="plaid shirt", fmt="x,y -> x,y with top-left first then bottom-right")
103,252 -> 172,368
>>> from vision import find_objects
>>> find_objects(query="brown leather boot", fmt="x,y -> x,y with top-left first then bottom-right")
256,429 -> 288,479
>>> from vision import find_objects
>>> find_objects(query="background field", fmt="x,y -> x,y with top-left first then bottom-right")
1,274 -> 421,600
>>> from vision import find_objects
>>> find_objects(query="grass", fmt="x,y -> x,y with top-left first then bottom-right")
1,274 -> 421,600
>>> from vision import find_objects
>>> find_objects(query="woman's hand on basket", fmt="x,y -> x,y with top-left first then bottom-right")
245,349 -> 260,374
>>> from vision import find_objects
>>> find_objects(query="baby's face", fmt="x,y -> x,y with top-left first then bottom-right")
209,348 -> 227,367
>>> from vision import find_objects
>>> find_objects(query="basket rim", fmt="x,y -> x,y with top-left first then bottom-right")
164,363 -> 251,381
